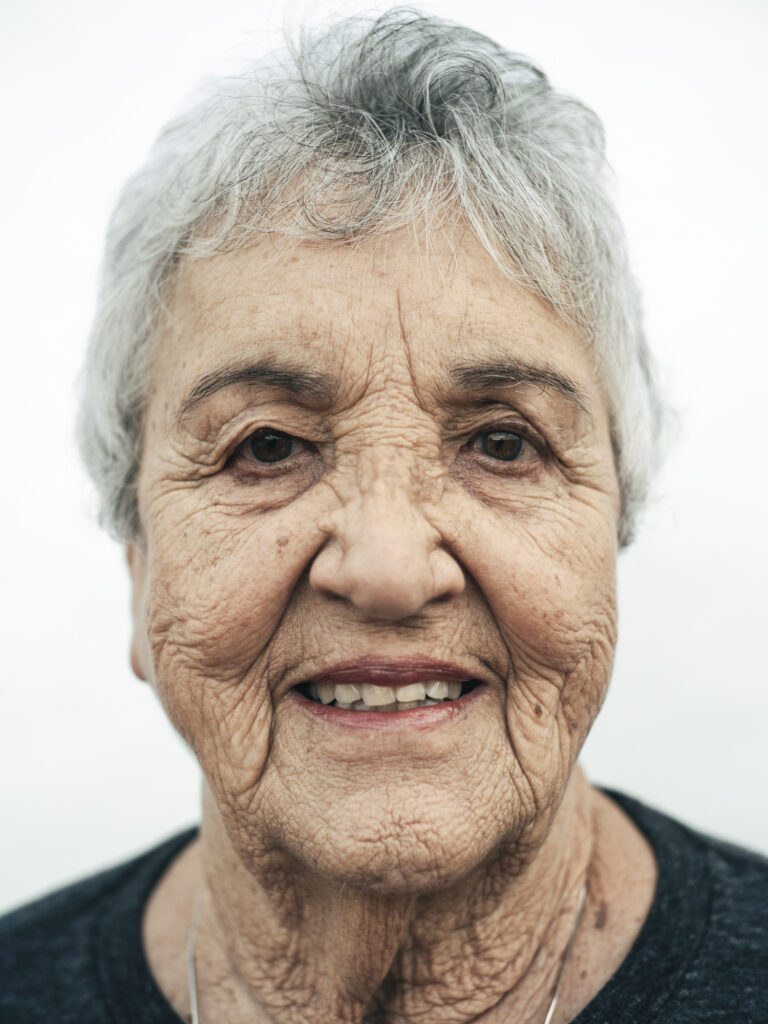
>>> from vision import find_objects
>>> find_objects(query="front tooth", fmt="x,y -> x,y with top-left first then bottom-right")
361,684 -> 397,706
394,683 -> 426,702
425,680 -> 451,699
335,683 -> 362,703
317,684 -> 336,704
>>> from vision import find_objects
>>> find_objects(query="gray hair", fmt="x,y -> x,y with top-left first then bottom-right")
78,8 -> 665,547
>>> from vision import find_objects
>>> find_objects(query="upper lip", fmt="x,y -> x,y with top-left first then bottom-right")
299,656 -> 478,689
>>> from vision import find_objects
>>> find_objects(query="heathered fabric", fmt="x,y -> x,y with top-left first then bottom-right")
1,791 -> 766,1023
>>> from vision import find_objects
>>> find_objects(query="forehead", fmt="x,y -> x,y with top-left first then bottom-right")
154,228 -> 600,412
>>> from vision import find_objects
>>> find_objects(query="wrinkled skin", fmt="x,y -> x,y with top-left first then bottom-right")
131,229 -> 651,1023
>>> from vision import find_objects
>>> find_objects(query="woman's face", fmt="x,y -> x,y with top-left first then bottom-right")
129,228 -> 620,890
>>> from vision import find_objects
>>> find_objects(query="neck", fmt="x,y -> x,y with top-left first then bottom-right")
186,772 -> 596,1024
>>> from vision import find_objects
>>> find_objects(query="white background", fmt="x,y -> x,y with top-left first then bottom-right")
1,0 -> 766,914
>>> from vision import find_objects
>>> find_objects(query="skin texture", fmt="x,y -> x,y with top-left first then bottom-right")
132,227 -> 656,1023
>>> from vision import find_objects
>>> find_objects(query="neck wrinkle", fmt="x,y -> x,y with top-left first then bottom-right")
191,771 -> 596,1024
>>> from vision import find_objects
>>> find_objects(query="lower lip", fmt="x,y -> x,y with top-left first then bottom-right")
289,685 -> 487,730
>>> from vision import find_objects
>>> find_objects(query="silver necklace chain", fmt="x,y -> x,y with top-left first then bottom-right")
187,881 -> 587,1024
186,894 -> 206,1024
542,880 -> 587,1024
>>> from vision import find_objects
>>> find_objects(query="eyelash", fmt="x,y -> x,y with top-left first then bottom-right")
231,428 -> 314,472
466,425 -> 540,462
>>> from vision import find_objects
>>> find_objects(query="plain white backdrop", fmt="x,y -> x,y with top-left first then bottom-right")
1,0 -> 766,915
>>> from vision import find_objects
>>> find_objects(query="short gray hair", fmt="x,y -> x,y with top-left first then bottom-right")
78,8 -> 665,546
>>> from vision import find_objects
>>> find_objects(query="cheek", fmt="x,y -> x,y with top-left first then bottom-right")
498,542 -> 617,676
441,495 -> 618,815
139,496 -> 325,782
145,499 -> 319,663
443,490 -> 618,702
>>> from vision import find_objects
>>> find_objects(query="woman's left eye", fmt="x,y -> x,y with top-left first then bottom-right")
468,429 -> 531,462
236,428 -> 309,464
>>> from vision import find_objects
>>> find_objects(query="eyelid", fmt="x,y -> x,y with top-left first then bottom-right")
467,419 -> 543,448
189,401 -> 325,456
470,427 -> 536,452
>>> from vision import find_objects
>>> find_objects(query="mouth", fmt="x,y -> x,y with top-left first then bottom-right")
294,678 -> 480,712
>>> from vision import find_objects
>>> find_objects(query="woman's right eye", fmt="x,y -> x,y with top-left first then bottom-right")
236,428 -> 310,465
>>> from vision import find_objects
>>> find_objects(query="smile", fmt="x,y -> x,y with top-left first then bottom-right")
295,679 -> 479,711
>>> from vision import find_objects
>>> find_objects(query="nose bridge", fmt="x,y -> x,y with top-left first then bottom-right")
345,443 -> 439,570
309,442 -> 464,620
356,443 -> 436,514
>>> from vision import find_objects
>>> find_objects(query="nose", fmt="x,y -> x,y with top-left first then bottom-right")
309,473 -> 465,621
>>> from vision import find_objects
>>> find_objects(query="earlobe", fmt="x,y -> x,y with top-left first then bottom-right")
126,542 -> 151,683
130,640 -> 149,682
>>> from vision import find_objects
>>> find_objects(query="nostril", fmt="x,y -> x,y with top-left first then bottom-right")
430,547 -> 466,601
307,539 -> 345,597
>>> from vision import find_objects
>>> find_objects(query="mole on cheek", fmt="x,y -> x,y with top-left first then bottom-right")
276,535 -> 290,548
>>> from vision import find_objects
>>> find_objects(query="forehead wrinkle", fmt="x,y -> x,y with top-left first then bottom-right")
394,286 -> 432,414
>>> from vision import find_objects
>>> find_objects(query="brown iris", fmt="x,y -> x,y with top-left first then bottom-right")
480,431 -> 524,461
247,429 -> 296,463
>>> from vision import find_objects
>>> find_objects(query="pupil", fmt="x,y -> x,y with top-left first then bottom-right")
249,430 -> 293,463
483,431 -> 523,460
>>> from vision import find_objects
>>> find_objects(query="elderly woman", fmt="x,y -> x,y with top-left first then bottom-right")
2,9 -> 766,1024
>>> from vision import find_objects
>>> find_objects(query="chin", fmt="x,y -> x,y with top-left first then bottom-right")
310,841 -> 495,896
257,790 -> 529,895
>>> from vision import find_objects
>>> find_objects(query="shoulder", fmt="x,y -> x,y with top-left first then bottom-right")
0,830 -> 195,1023
609,788 -> 768,917
600,790 -> 768,1021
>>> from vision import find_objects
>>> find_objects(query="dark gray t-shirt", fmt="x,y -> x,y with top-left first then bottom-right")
1,791 -> 767,1022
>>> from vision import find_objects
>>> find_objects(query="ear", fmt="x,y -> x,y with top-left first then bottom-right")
126,542 -> 151,682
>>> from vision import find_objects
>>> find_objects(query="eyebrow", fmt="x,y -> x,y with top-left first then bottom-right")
449,358 -> 589,413
178,358 -> 336,419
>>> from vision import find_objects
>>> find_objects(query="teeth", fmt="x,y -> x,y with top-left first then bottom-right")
332,698 -> 443,711
306,680 -> 467,710
425,680 -> 461,700
335,683 -> 362,703
394,682 -> 426,702
360,684 -> 397,706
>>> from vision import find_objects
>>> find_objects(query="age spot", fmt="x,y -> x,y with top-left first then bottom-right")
276,535 -> 290,548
